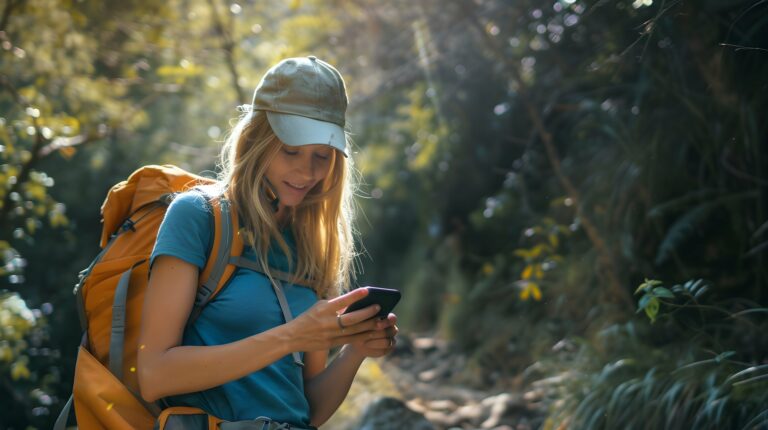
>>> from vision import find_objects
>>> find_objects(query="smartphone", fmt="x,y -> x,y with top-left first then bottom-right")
343,286 -> 401,319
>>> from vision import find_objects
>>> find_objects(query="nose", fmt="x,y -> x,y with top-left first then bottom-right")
295,153 -> 318,181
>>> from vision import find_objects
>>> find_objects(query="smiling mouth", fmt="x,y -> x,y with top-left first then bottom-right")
285,181 -> 309,190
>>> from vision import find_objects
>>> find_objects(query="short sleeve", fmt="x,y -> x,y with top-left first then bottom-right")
150,191 -> 213,270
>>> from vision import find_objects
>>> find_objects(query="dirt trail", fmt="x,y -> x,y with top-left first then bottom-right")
325,333 -> 544,430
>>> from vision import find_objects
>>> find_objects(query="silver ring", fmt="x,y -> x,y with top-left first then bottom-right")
336,314 -> 346,331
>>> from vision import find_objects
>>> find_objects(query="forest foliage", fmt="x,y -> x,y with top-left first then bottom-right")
1,0 -> 767,428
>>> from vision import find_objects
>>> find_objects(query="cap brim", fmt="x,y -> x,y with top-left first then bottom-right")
266,111 -> 348,157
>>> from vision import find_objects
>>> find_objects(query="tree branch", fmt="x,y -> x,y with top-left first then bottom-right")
206,0 -> 245,104
0,75 -> 48,230
459,0 -> 634,310
0,0 -> 22,33
36,131 -> 105,157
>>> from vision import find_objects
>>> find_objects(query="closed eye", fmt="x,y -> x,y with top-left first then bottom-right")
282,148 -> 299,156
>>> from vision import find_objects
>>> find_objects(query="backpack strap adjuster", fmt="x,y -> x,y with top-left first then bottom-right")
121,219 -> 137,232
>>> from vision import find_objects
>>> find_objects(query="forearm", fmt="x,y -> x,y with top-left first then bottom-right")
138,324 -> 295,402
305,345 -> 366,426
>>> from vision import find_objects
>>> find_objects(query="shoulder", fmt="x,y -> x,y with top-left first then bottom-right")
168,190 -> 212,214
160,190 -> 215,238
152,190 -> 215,270
159,189 -> 216,242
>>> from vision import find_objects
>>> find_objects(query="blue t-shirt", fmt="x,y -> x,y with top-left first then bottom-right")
150,191 -> 317,426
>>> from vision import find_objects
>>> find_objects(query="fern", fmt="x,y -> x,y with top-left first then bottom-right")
654,191 -> 757,265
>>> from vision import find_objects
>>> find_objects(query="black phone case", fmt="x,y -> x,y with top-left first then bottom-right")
344,287 -> 401,318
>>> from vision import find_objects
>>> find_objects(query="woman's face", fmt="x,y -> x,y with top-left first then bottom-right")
265,142 -> 334,209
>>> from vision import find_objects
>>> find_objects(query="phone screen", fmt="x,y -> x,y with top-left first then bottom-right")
343,286 -> 401,318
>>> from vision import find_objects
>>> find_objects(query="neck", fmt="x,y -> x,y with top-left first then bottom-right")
274,204 -> 290,226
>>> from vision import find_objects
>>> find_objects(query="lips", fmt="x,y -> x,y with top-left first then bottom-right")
285,181 -> 308,190
282,181 -> 315,198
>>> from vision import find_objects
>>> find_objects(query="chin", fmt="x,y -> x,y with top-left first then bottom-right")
279,195 -> 304,206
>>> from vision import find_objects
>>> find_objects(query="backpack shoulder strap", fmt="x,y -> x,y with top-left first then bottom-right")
187,197 -> 304,367
229,256 -> 306,367
187,195 -> 304,367
188,196 -> 244,325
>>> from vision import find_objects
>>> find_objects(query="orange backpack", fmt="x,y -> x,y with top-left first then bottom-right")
53,165 -> 247,429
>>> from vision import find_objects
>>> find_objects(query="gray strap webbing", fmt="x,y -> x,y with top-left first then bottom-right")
187,198 -> 233,326
229,256 -> 303,367
109,259 -> 146,379
75,286 -> 88,335
107,262 -> 164,417
52,393 -> 73,430
269,279 -> 303,367
160,412 -> 208,430
73,227 -> 124,332
219,417 -> 299,430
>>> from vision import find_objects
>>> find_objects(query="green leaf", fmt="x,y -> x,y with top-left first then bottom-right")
674,359 -> 716,373
724,364 -> 768,384
644,297 -> 659,323
713,350 -> 736,363
652,287 -> 675,299
638,294 -> 651,312
732,373 -> 768,387
635,278 -> 662,294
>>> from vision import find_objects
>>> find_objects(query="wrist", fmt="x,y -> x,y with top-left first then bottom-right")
340,343 -> 367,363
269,322 -> 299,357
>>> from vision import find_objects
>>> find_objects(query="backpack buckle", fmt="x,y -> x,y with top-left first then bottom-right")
120,219 -> 136,232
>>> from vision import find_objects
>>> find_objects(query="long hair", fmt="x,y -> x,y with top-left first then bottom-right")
217,110 -> 357,298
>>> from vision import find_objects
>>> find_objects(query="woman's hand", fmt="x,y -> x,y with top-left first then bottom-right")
348,313 -> 398,359
301,307 -> 397,427
286,288 -> 385,352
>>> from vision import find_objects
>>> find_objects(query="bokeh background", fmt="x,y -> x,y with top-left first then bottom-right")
1,0 -> 767,428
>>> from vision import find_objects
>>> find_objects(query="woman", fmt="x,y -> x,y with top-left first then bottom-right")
137,56 -> 398,429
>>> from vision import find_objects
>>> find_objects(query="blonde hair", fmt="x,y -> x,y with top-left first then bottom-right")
217,110 -> 357,298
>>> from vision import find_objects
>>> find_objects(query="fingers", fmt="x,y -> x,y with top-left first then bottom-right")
337,305 -> 381,329
342,322 -> 399,349
297,295 -> 398,352
365,336 -> 396,350
382,313 -> 397,327
354,331 -> 398,356
334,330 -> 395,349
365,315 -> 398,343
327,288 -> 369,311
335,310 -> 381,336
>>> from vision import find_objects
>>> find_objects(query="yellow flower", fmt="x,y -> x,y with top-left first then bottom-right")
531,284 -> 542,300
548,233 -> 559,248
522,264 -> 533,280
481,263 -> 494,276
10,360 -> 31,380
519,282 -> 542,301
